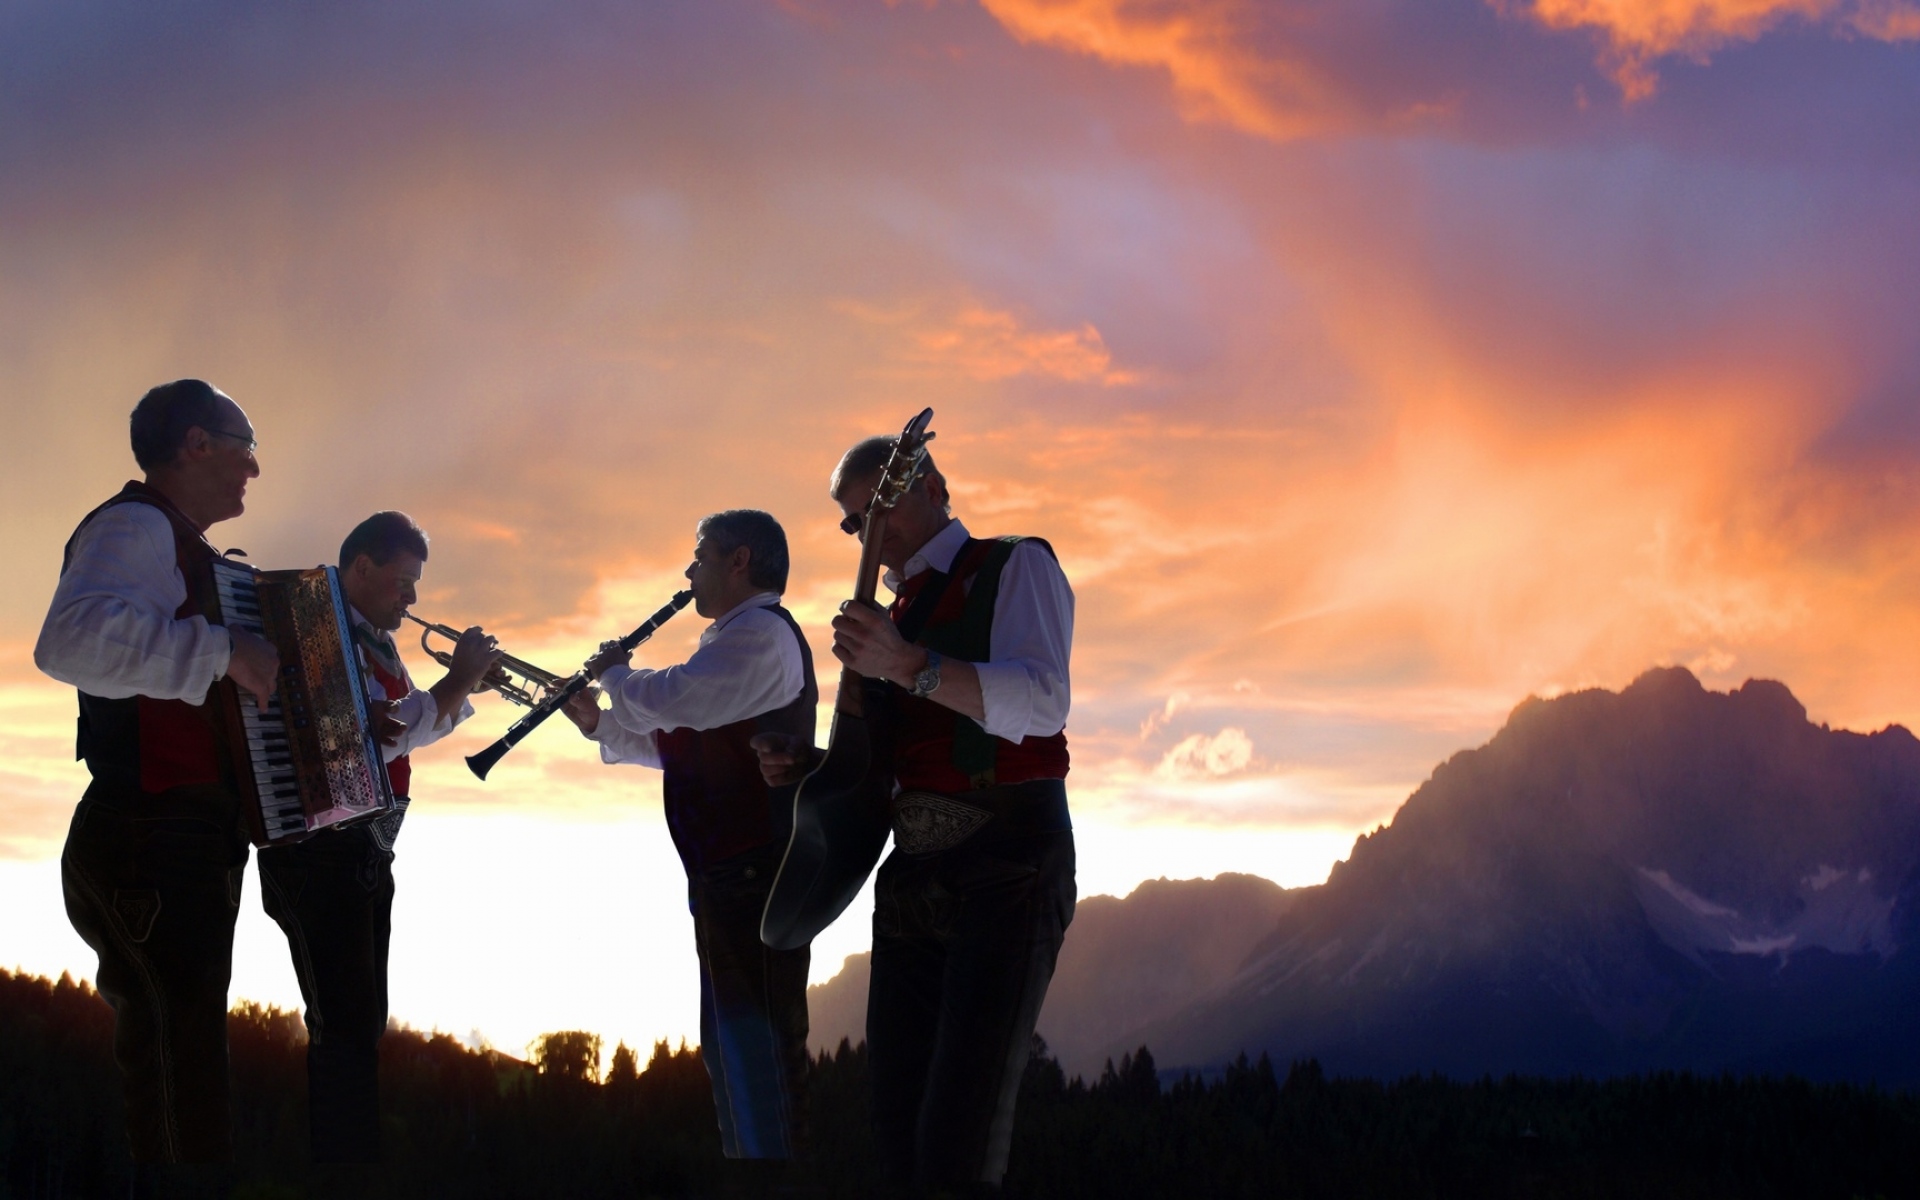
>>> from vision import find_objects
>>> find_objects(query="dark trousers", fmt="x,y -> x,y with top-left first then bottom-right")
257,816 -> 397,1163
60,783 -> 249,1163
689,845 -> 812,1161
867,829 -> 1076,1195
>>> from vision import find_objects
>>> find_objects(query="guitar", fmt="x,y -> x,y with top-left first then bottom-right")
760,407 -> 936,950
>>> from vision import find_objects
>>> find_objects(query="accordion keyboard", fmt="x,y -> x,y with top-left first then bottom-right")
209,564 -> 313,842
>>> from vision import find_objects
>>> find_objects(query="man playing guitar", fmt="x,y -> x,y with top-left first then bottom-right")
761,434 -> 1076,1197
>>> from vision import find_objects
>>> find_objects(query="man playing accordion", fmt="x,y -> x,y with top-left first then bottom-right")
35,380 -> 281,1162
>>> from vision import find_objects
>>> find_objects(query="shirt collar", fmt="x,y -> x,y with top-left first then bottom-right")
347,604 -> 383,637
701,591 -> 783,643
346,604 -> 404,674
884,518 -> 970,595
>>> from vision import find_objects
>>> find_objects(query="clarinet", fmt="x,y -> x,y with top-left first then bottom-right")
465,590 -> 693,780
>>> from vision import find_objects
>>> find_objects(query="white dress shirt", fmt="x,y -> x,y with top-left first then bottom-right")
592,592 -> 810,769
35,501 -> 233,702
885,519 -> 1073,742
347,605 -> 473,763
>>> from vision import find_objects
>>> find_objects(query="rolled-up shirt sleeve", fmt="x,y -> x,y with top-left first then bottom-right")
588,709 -> 662,768
380,687 -> 475,763
972,541 -> 1074,742
34,504 -> 232,702
600,606 -> 805,738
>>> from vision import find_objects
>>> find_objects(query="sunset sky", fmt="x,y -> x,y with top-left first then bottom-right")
3,0 -> 1918,1061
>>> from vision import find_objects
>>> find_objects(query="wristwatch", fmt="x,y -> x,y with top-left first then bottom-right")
909,650 -> 943,698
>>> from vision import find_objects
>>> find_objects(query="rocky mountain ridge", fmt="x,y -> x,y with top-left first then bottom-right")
806,872 -> 1296,1078
1134,668 -> 1920,1082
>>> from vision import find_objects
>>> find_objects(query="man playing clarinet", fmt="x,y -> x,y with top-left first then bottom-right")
759,436 -> 1076,1199
35,380 -> 281,1162
255,510 -> 501,1162
562,509 -> 817,1197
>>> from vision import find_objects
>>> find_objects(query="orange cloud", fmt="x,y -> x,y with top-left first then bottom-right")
1509,0 -> 1920,98
979,0 -> 1920,123
1853,0 -> 1920,35
977,0 -> 1332,139
910,306 -> 1137,383
835,299 -> 1138,384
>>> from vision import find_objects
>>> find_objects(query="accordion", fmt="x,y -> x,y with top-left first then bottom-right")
202,559 -> 397,847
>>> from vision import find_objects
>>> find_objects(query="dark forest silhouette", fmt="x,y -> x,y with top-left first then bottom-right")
806,873 -> 1298,1078
4,968 -> 1917,1199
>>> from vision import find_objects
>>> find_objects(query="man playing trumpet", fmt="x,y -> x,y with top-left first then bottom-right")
255,510 -> 502,1162
562,509 -> 818,1195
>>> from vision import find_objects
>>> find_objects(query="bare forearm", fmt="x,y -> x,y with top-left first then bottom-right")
428,674 -> 469,727
930,657 -> 986,722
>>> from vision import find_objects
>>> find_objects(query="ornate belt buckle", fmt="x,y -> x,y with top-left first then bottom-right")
891,790 -> 993,855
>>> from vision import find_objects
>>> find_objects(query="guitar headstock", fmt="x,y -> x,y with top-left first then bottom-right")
869,407 -> 936,517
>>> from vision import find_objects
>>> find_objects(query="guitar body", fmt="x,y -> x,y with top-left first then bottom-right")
760,678 -> 894,951
759,407 -> 936,951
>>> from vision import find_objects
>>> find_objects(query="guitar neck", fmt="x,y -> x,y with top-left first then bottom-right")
849,509 -> 889,608
834,509 -> 893,717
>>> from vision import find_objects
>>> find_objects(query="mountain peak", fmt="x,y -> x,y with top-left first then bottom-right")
1729,676 -> 1807,723
1135,669 -> 1920,1083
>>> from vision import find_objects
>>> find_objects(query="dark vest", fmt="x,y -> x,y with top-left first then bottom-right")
62,481 -> 230,795
656,603 -> 817,872
888,536 -> 1071,793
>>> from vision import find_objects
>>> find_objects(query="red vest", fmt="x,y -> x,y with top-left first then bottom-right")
354,636 -> 414,798
63,482 -> 229,794
889,536 -> 1070,793
656,604 -> 817,871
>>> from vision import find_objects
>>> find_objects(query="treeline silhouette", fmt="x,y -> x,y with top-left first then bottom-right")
4,968 -> 1917,1199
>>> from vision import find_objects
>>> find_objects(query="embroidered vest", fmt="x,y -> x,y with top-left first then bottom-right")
63,482 -> 230,794
888,536 -> 1071,793
352,629 -> 414,798
655,605 -> 818,872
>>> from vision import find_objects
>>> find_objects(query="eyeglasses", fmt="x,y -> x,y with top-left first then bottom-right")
207,428 -> 259,451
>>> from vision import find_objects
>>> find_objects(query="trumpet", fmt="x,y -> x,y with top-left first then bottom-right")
402,613 -> 563,708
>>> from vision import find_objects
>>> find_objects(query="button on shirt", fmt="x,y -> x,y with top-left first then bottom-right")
885,519 -> 1073,742
592,592 -> 809,769
35,503 -> 232,701
348,606 -> 472,763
